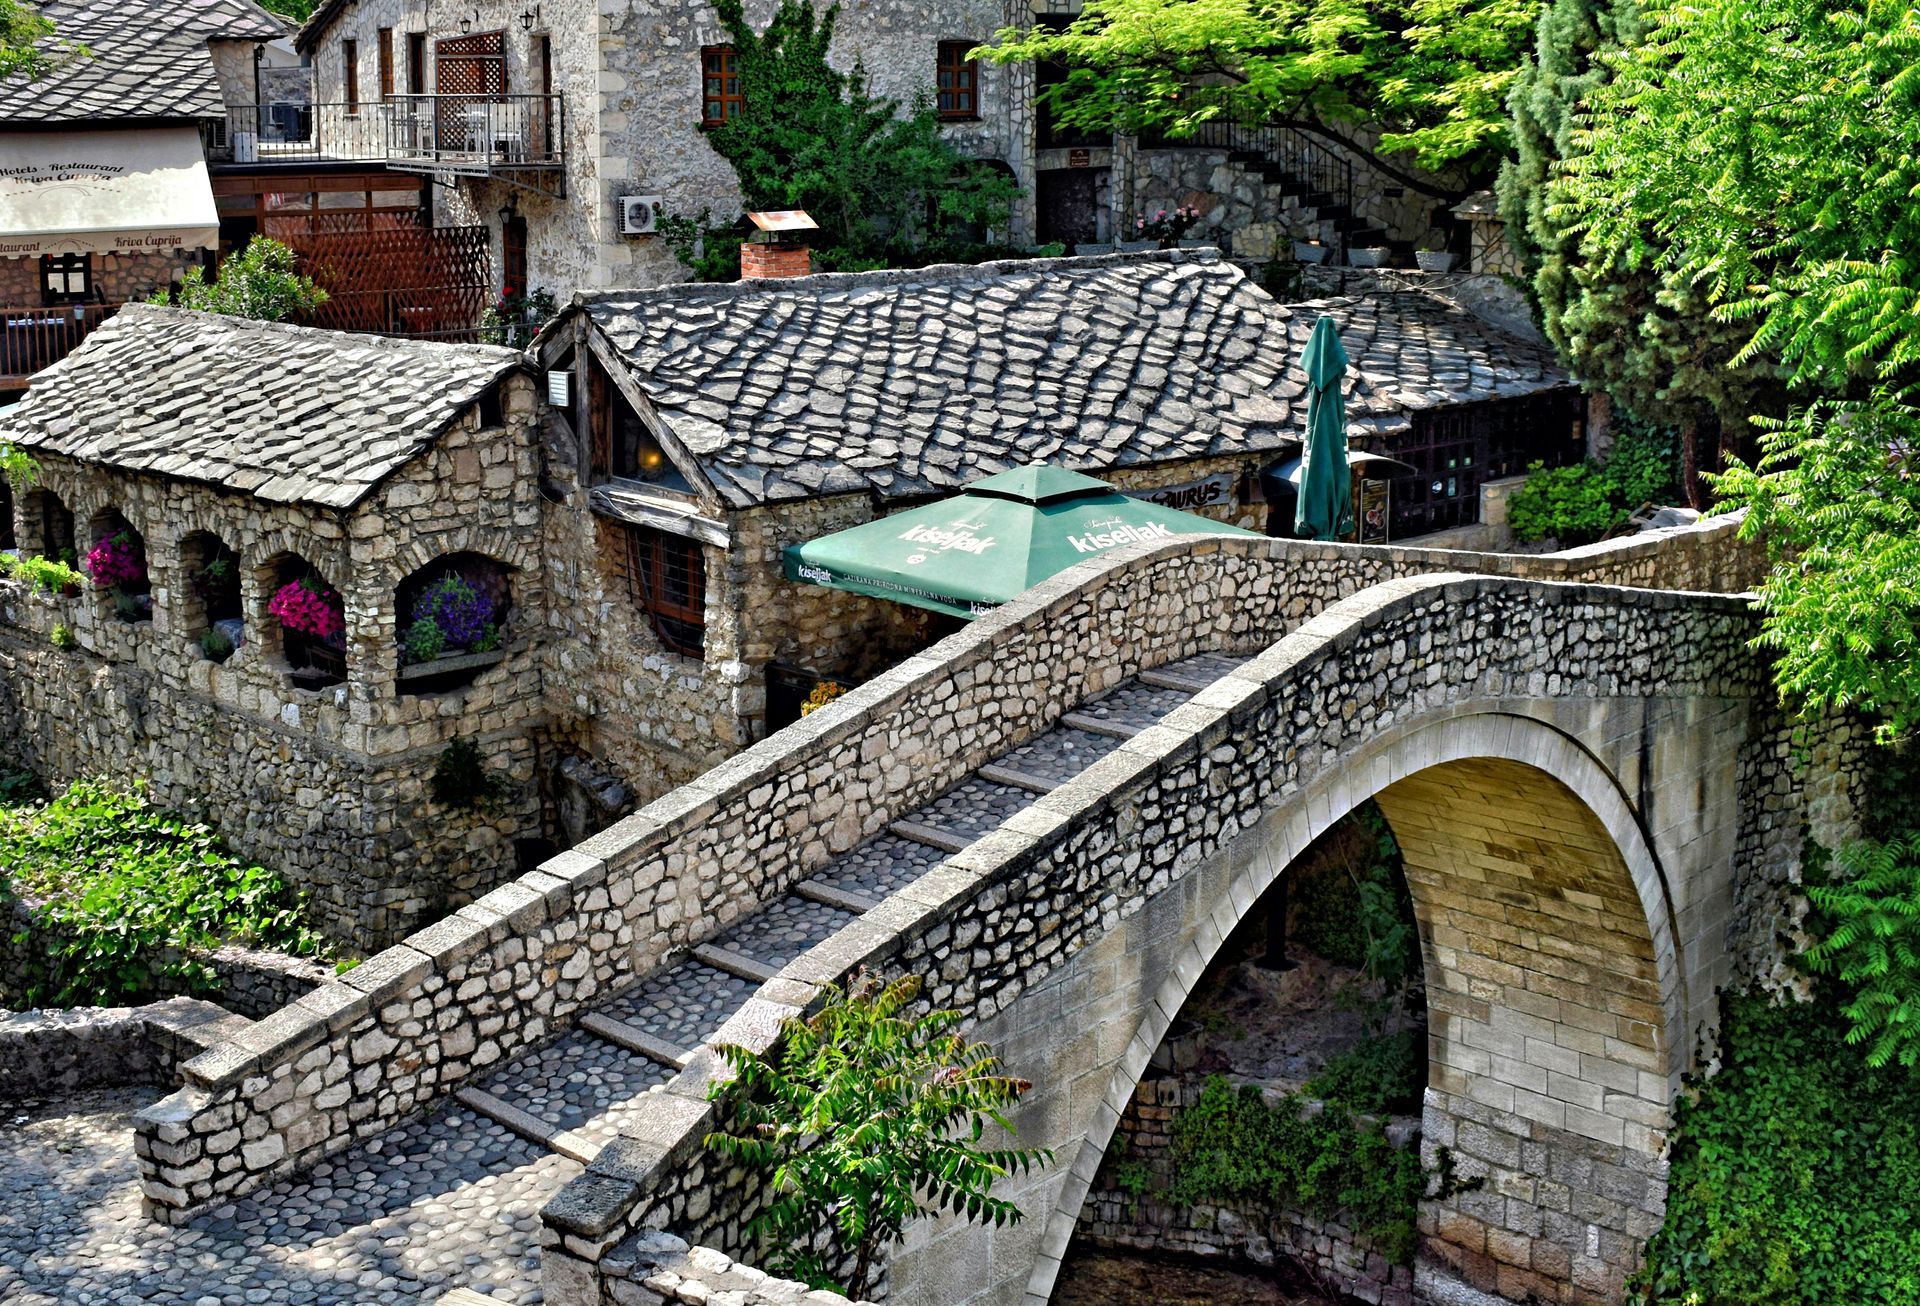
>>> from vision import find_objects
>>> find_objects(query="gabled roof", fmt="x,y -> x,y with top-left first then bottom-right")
0,0 -> 284,125
573,250 -> 1569,510
0,306 -> 526,511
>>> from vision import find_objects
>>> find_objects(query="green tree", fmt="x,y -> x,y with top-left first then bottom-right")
150,236 -> 328,323
977,0 -> 1550,190
252,0 -> 316,21
0,0 -> 84,82
1805,831 -> 1920,1068
696,0 -> 1019,271
705,971 -> 1051,1297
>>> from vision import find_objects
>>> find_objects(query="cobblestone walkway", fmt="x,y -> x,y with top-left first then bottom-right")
4,653 -> 1248,1304
1,1089 -> 574,1304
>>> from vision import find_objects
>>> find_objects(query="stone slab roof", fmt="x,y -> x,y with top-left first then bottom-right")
0,305 -> 524,511
575,250 -> 1569,509
0,0 -> 282,124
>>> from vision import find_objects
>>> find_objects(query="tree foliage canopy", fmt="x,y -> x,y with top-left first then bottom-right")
149,237 -> 328,323
978,0 -> 1548,182
1,0 -> 85,82
693,0 -> 1019,272
705,971 -> 1050,1298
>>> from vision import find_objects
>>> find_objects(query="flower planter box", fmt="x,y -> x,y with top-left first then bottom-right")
1115,239 -> 1159,253
1294,242 -> 1329,264
1415,250 -> 1458,273
1074,242 -> 1115,255
1347,247 -> 1389,267
396,648 -> 507,683
1177,239 -> 1210,249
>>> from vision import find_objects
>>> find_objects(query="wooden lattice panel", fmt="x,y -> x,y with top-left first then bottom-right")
293,220 -> 492,338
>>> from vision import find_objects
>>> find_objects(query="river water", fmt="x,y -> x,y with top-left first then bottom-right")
1051,1246 -> 1344,1306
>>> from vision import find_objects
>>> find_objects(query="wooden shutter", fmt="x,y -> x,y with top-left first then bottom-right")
377,29 -> 394,99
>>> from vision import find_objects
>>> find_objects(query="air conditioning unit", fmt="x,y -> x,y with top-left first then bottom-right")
620,194 -> 663,236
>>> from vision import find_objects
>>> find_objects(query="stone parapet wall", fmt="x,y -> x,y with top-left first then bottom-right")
125,518 -> 1761,1237
0,997 -> 252,1099
598,1231 -> 870,1306
1080,1078 -> 1416,1306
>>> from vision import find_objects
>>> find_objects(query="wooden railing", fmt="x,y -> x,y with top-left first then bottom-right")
0,304 -> 117,391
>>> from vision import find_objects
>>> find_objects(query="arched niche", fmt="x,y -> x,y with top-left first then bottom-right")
181,530 -> 244,662
18,487 -> 75,564
393,550 -> 514,693
262,551 -> 347,690
84,506 -> 151,622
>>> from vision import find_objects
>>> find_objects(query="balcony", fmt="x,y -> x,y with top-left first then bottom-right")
207,95 -> 565,194
1,304 -> 117,394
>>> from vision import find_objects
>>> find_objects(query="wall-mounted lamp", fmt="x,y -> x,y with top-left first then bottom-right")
519,4 -> 541,30
458,15 -> 472,33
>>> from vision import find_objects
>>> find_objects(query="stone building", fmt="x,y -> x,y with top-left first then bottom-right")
1,251 -> 1576,947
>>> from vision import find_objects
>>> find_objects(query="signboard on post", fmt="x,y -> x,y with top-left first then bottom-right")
1358,479 -> 1390,543
1123,472 -> 1237,513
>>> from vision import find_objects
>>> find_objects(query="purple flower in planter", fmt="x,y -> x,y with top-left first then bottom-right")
411,574 -> 496,652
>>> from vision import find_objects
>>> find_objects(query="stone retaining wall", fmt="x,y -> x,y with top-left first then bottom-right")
0,997 -> 252,1099
129,518 -> 1761,1231
540,567 -> 1769,1305
600,1231 -> 872,1306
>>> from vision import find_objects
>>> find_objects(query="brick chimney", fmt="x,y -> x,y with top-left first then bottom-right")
741,209 -> 818,281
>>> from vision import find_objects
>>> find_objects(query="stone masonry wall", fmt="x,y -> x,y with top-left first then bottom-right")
0,374 -> 550,945
1080,1078 -> 1416,1306
0,997 -> 252,1099
126,519 -> 1764,1235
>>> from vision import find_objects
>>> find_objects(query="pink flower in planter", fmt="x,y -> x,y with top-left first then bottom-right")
84,532 -> 146,591
269,577 -> 345,641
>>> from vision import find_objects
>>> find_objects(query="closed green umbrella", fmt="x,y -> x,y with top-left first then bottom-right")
783,463 -> 1258,619
1294,315 -> 1354,542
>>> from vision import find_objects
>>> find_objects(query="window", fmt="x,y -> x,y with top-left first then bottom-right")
937,41 -> 979,120
625,527 -> 705,657
589,361 -> 695,491
40,253 -> 90,304
377,28 -> 394,99
407,32 -> 428,94
344,39 -> 360,111
701,46 -> 741,125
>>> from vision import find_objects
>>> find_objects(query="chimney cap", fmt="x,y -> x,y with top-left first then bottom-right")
747,210 -> 819,233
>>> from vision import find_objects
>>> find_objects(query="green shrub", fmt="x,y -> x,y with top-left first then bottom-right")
1508,419 -> 1681,546
430,737 -> 504,809
1,551 -> 85,594
48,621 -> 76,648
1305,1028 -> 1426,1115
1634,990 -> 1920,1304
1289,802 -> 1419,991
1169,1075 -> 1426,1264
1802,832 -> 1920,1068
0,778 -> 329,1006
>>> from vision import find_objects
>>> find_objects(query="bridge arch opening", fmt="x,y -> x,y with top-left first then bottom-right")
1039,717 -> 1681,1306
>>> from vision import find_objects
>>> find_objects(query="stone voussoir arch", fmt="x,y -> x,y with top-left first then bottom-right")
1030,708 -> 1687,1306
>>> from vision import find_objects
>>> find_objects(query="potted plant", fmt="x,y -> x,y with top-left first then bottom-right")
480,287 -> 560,347
1134,205 -> 1203,250
84,531 -> 150,622
1294,239 -> 1330,264
1415,233 -> 1457,273
397,572 -> 506,681
1347,239 -> 1390,268
269,575 -> 346,688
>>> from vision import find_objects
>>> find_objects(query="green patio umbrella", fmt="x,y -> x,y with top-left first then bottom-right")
1294,315 -> 1354,542
782,464 -> 1258,619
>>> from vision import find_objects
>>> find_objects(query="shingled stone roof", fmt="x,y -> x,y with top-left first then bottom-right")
576,250 -> 1570,509
0,306 -> 524,511
0,0 -> 283,123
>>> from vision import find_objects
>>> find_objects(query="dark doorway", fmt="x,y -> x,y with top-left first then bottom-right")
502,212 -> 528,298
1037,169 -> 1100,248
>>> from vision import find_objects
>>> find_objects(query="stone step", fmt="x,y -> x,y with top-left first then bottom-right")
453,1085 -> 598,1165
693,942 -> 781,984
803,830 -> 951,903
993,724 -> 1122,785
1072,679 -> 1192,733
792,877 -> 882,914
976,761 -> 1059,794
896,777 -> 1037,846
436,1290 -> 504,1305
1138,667 -> 1216,694
889,818 -> 973,853
579,1010 -> 690,1070
596,958 -> 757,1051
712,893 -> 858,971
1060,710 -> 1140,740
467,1027 -> 674,1161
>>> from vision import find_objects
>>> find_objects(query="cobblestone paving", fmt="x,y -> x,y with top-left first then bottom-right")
1073,681 -> 1192,731
995,725 -> 1122,786
714,894 -> 857,969
475,1030 -> 674,1149
806,832 -> 949,901
1162,651 -> 1252,683
597,960 -> 755,1052
903,778 -> 1037,843
0,1088 -> 572,1304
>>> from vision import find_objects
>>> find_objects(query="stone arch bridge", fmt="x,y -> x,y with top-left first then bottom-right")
130,519 -> 1855,1306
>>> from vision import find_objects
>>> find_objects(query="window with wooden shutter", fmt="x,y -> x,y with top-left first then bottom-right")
406,32 -> 427,94
377,28 -> 394,99
701,46 -> 741,126
937,41 -> 979,120
344,39 -> 360,110
625,526 -> 706,657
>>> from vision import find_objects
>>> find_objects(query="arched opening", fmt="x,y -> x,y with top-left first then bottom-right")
393,551 -> 514,693
83,507 -> 151,622
0,476 -> 14,553
18,487 -> 75,564
262,552 -> 347,689
1044,733 -> 1677,1306
181,530 -> 244,662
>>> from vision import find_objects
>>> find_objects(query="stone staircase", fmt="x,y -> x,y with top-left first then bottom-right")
1212,148 -> 1411,267
440,652 -> 1248,1177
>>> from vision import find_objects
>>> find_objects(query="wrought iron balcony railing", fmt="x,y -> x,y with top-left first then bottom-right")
1,303 -> 117,392
206,94 -> 564,177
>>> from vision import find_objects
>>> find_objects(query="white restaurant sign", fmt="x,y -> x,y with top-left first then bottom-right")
0,128 -> 219,259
